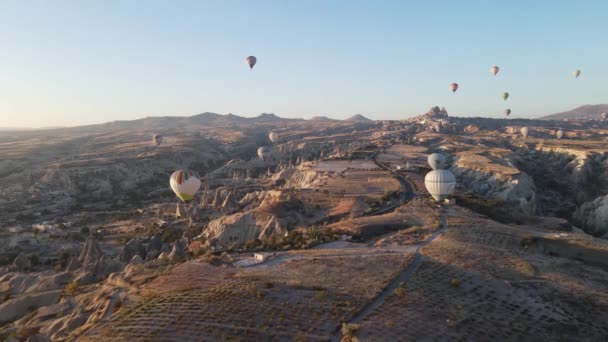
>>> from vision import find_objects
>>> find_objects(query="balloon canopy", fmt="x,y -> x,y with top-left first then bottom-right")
490,65 -> 500,76
269,131 -> 279,143
170,169 -> 201,202
258,146 -> 272,160
153,134 -> 163,146
449,83 -> 459,93
246,56 -> 257,69
427,153 -> 447,170
424,169 -> 456,202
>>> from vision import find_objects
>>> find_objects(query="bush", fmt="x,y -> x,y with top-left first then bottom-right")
0,255 -> 10,266
64,281 -> 79,296
315,290 -> 328,300
28,253 -> 40,266
161,228 -> 181,243
393,287 -> 405,298
58,250 -> 71,268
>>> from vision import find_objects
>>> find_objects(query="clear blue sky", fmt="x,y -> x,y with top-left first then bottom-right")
1,0 -> 607,127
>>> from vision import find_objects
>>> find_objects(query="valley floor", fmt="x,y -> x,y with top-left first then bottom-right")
80,206 -> 608,341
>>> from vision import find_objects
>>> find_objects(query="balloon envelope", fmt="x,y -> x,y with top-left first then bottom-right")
424,169 -> 456,202
521,127 -> 529,138
170,169 -> 201,202
573,69 -> 581,78
258,146 -> 272,160
246,56 -> 257,69
428,153 -> 447,170
501,92 -> 509,101
449,83 -> 459,93
556,129 -> 564,140
491,65 -> 500,76
601,113 -> 607,121
504,109 -> 511,116
153,134 -> 163,146
269,132 -> 279,143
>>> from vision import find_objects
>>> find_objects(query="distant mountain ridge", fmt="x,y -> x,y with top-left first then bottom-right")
540,104 -> 608,120
4,112 -> 374,133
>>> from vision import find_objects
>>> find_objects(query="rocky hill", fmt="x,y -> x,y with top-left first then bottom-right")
345,114 -> 372,122
539,104 -> 608,120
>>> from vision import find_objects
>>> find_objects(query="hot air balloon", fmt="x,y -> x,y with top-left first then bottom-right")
504,109 -> 511,117
246,56 -> 257,70
501,92 -> 509,101
601,113 -> 607,121
269,131 -> 279,143
490,65 -> 500,76
556,128 -> 564,140
152,134 -> 163,146
258,146 -> 272,160
170,169 -> 201,202
427,153 -> 447,170
573,69 -> 581,78
424,169 -> 456,202
520,127 -> 529,138
449,83 -> 459,93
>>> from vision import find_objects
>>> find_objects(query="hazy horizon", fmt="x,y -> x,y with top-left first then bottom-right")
1,0 -> 607,128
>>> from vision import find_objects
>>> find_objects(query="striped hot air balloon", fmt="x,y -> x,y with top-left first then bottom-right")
258,146 -> 272,160
424,169 -> 456,202
170,169 -> 201,202
427,153 -> 447,170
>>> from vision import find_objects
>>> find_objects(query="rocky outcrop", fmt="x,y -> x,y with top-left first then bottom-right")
118,238 -> 146,263
205,212 -> 268,246
78,236 -> 103,267
0,290 -> 62,323
258,216 -> 287,239
11,253 -> 31,272
147,234 -> 162,255
452,155 -> 537,216
574,195 -> 608,237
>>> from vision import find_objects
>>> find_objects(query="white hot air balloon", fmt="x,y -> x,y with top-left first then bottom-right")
246,56 -> 257,70
573,69 -> 581,78
601,113 -> 607,122
258,146 -> 272,160
556,129 -> 564,140
521,126 -> 529,138
424,169 -> 456,202
170,169 -> 201,202
428,153 -> 447,170
269,131 -> 279,143
490,65 -> 500,76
